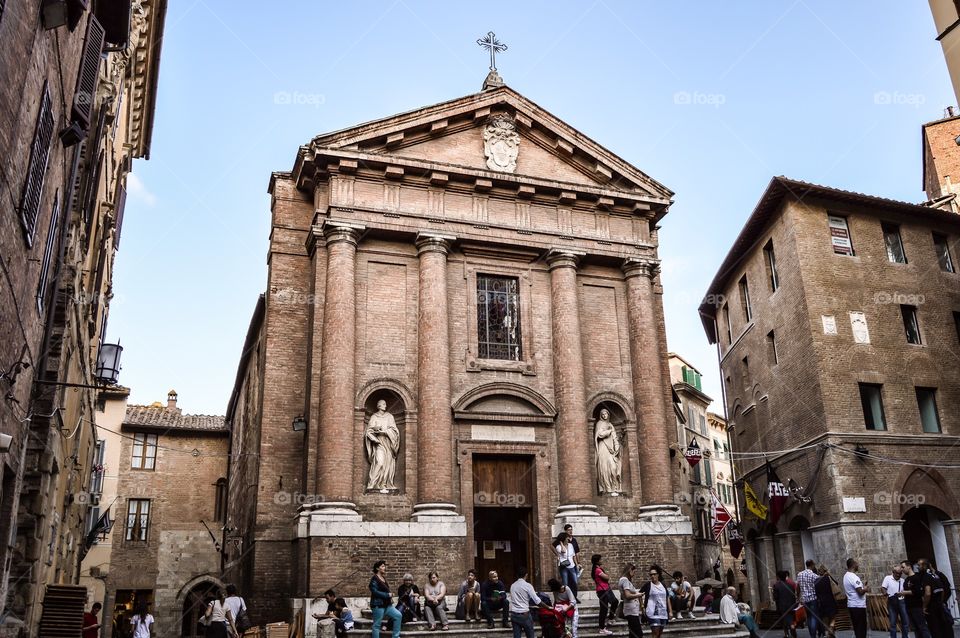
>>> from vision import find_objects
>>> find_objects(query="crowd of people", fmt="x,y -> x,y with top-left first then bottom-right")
767,556 -> 955,638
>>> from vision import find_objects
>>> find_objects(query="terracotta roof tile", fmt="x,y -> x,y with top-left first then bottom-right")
123,405 -> 226,433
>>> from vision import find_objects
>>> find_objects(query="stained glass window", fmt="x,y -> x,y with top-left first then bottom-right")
477,275 -> 522,360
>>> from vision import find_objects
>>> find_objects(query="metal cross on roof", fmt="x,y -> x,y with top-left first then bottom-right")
477,31 -> 507,71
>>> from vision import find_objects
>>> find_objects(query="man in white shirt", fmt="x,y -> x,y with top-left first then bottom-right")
843,557 -> 871,638
880,565 -> 910,638
719,587 -> 759,638
508,566 -> 545,638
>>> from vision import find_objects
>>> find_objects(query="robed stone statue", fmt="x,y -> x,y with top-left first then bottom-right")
365,400 -> 400,491
595,408 -> 622,494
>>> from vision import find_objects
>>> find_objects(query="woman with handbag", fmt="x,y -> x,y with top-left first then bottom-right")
204,589 -> 239,638
591,554 -> 618,635
370,560 -> 402,638
224,585 -> 251,636
554,532 -> 579,602
618,563 -> 644,638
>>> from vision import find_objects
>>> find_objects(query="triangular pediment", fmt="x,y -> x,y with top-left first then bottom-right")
306,86 -> 672,201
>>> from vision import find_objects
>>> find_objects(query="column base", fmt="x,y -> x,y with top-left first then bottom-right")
411,502 -> 464,522
553,503 -> 608,528
297,501 -> 362,537
637,504 -> 686,522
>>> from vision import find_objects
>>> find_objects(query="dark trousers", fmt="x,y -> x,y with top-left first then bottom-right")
849,607 -> 867,638
907,607 -> 933,638
483,598 -> 508,625
510,611 -> 535,638
598,589 -> 617,629
626,614 -> 644,638
926,604 -> 953,638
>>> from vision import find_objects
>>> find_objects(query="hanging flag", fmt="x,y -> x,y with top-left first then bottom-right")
767,463 -> 789,526
727,522 -> 744,559
684,439 -> 703,467
83,507 -> 112,552
711,489 -> 733,541
743,481 -> 768,520
739,559 -> 748,576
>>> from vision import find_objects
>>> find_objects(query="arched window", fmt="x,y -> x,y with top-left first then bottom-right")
214,478 -> 227,522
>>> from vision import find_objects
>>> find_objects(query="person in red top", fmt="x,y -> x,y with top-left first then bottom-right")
82,602 -> 102,638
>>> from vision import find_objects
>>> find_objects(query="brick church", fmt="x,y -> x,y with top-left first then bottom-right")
224,70 -> 693,626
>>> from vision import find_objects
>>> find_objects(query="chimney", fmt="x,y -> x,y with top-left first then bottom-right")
167,389 -> 178,409
948,106 -> 956,118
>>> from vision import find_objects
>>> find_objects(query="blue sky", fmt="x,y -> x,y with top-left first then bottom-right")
109,1 -> 955,415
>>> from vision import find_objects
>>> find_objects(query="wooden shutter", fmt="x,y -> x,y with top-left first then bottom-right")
114,183 -> 126,247
72,15 -> 105,128
20,84 -> 54,247
38,584 -> 87,637
36,192 -> 62,311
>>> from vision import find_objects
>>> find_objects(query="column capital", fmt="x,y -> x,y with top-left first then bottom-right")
622,257 -> 661,279
322,220 -> 365,246
546,248 -> 585,270
415,232 -> 456,256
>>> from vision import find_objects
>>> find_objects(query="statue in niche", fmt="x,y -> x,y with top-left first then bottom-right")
595,408 -> 622,494
365,400 -> 400,491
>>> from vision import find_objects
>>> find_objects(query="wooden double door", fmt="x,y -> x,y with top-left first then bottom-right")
472,455 -> 536,586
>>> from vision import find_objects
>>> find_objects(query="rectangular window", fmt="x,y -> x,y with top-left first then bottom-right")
738,275 -> 752,322
933,233 -> 955,273
125,499 -> 150,541
214,479 -> 227,523
882,223 -> 907,263
20,83 -> 54,247
954,311 -> 960,343
722,304 -> 732,344
916,388 -> 942,433
828,214 -> 854,256
767,330 -> 778,365
36,191 -> 61,311
131,433 -> 157,470
703,458 -> 713,487
901,305 -> 922,345
85,506 -> 101,544
859,383 -> 887,431
687,405 -> 696,429
698,413 -> 706,435
692,461 -> 701,484
714,438 -> 723,459
741,356 -> 749,389
90,441 -> 105,496
476,275 -> 522,360
764,240 -> 780,292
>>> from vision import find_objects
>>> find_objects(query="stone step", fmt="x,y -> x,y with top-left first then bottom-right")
347,616 -> 748,638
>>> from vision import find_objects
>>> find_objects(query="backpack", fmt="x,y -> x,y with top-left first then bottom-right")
234,598 -> 252,634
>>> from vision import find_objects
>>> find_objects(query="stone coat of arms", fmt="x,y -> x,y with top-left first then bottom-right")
483,114 -> 520,173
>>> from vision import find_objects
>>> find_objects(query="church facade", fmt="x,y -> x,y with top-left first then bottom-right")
224,76 -> 692,626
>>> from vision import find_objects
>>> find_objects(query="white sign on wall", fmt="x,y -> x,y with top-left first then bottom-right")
822,315 -> 837,335
842,497 -> 867,513
849,312 -> 870,344
829,215 -> 854,255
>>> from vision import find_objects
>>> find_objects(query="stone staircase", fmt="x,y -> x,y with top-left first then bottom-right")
349,612 -> 750,637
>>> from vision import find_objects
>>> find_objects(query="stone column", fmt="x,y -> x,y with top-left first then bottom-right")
547,249 -> 598,518
623,258 -> 674,508
315,221 -> 364,516
413,233 -> 461,521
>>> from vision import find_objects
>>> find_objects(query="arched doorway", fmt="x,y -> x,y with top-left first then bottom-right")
903,505 -> 957,619
180,581 -> 220,637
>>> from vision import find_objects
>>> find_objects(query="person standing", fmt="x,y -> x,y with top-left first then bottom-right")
930,561 -> 955,637
83,602 -> 102,638
369,560 -> 402,638
900,561 -> 933,638
814,565 -> 838,638
131,601 -> 156,638
881,565 -> 910,638
843,558 -> 870,638
591,554 -> 618,634
204,591 -> 238,638
774,571 -> 798,638
508,566 -> 544,638
618,563 -> 644,638
919,559 -> 951,638
796,560 -> 819,638
554,532 -> 579,602
642,565 -> 671,638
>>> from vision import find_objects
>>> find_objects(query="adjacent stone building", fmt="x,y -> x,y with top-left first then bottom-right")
668,354 -> 740,589
224,73 -> 693,630
104,392 -> 227,638
698,175 -> 960,612
0,1 -> 165,633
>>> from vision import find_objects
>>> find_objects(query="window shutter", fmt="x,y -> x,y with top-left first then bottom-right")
114,183 -> 126,247
36,192 -> 62,311
20,85 -> 55,247
72,15 -> 105,128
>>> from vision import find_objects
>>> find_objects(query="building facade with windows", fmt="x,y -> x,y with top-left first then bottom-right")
0,1 -> 165,633
699,176 -> 960,610
224,78 -> 693,629
79,386 -> 130,613
103,392 -> 227,638
668,354 -> 740,587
